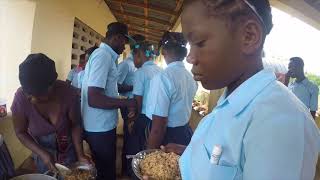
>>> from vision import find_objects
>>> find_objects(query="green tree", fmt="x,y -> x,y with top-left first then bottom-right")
306,73 -> 320,87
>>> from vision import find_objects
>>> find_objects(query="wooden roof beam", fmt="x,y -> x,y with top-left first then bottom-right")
122,21 -> 166,33
129,31 -> 161,40
128,28 -> 162,38
106,0 -> 178,16
144,0 -> 148,34
119,2 -> 129,28
170,0 -> 184,30
112,9 -> 171,26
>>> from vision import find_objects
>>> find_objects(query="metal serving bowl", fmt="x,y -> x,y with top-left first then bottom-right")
10,172 -> 58,180
131,149 -> 160,180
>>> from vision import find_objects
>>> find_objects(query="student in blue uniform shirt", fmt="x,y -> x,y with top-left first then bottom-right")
117,34 -> 145,175
146,32 -> 197,149
70,54 -> 85,89
118,34 -> 145,98
284,57 -> 319,119
81,22 -> 136,180
66,54 -> 85,86
127,42 -> 162,175
158,0 -> 320,180
77,46 -> 98,91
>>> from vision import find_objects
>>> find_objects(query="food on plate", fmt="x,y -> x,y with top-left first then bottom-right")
64,169 -> 93,180
139,151 -> 181,180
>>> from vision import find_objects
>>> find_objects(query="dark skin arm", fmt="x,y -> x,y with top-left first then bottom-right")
147,115 -> 168,149
118,84 -> 133,94
133,95 -> 143,119
68,95 -> 87,162
127,95 -> 142,133
311,111 -> 316,119
12,114 -> 56,171
88,87 -> 136,109
128,95 -> 143,121
161,143 -> 187,156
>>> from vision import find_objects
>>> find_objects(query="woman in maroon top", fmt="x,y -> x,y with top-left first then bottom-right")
11,53 -> 89,173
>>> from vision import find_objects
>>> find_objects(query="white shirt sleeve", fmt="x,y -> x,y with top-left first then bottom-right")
243,106 -> 309,180
147,74 -> 172,118
87,51 -> 111,89
117,62 -> 129,84
132,70 -> 144,96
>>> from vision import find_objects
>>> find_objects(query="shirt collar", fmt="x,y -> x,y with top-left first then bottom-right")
100,42 -> 119,62
142,60 -> 155,67
217,69 -> 276,116
294,77 -> 309,85
167,61 -> 185,68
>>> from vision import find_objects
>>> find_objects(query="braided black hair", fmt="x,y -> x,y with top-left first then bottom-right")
160,32 -> 188,61
132,41 -> 156,58
184,0 -> 273,35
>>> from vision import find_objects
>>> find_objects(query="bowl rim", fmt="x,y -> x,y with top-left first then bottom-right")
132,149 -> 175,179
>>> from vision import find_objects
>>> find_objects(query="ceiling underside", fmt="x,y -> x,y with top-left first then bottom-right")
304,0 -> 320,11
104,0 -> 184,45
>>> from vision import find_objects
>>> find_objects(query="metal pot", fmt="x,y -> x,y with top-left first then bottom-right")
10,171 -> 58,180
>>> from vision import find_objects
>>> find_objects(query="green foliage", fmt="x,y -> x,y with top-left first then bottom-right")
306,73 -> 320,87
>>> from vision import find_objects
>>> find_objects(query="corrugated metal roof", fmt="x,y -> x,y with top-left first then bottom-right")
305,0 -> 320,11
104,0 -> 184,45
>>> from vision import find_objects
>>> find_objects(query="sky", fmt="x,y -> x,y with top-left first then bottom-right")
264,7 -> 320,75
164,7 -> 320,76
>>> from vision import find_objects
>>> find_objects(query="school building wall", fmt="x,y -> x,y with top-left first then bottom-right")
0,0 -> 116,169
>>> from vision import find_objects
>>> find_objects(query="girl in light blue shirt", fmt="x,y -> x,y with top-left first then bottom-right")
146,32 -> 198,149
158,0 -> 320,180
127,42 -> 162,165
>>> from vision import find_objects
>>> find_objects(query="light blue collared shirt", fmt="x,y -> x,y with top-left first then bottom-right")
180,69 -> 320,180
289,78 -> 319,111
132,60 -> 162,115
81,42 -> 119,132
117,53 -> 136,98
77,71 -> 84,89
71,70 -> 82,88
67,68 -> 76,81
146,61 -> 198,127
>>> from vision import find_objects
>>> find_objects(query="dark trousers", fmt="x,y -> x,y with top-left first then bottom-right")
120,107 -> 129,175
84,129 -> 116,180
147,120 -> 193,146
127,114 -> 150,179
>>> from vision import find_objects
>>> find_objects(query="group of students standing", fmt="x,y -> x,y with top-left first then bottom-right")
76,23 -> 198,179
11,21 -> 198,180
10,0 -> 320,179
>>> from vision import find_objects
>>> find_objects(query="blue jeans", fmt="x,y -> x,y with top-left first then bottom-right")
33,133 -> 77,174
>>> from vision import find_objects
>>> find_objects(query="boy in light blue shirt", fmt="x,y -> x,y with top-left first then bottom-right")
285,57 -> 319,119
146,32 -> 198,149
81,22 -> 136,180
159,0 -> 320,180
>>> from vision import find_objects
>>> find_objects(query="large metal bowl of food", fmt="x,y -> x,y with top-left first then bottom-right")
10,172 -> 57,180
131,149 -> 181,180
